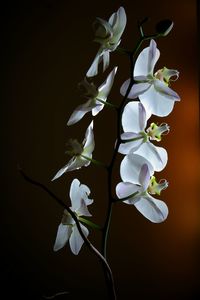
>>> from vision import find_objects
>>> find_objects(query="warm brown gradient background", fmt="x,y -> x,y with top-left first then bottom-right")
1,0 -> 199,299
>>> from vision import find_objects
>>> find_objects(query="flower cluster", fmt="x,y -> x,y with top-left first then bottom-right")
52,7 -> 180,255
117,38 -> 180,222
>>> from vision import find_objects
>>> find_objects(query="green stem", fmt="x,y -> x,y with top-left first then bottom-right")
116,46 -> 130,55
78,217 -> 102,231
102,200 -> 113,260
120,135 -> 144,143
80,154 -> 107,168
96,98 -> 118,109
114,191 -> 139,203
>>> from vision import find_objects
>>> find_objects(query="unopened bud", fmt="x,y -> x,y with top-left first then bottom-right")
155,19 -> 174,36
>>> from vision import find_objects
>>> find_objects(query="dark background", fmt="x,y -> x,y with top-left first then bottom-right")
0,0 -> 199,299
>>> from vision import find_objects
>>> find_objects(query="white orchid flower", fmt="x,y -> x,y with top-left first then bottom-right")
120,39 -> 180,116
119,101 -> 168,172
67,67 -> 118,125
87,7 -> 126,77
54,178 -> 93,255
116,159 -> 168,223
52,121 -> 94,180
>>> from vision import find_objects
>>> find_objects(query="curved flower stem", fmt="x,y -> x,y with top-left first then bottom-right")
102,33 -> 161,260
114,191 -> 139,203
120,135 -> 144,143
116,46 -> 130,55
80,154 -> 107,168
96,98 -> 118,110
78,216 -> 102,230
19,167 -> 117,300
42,291 -> 69,299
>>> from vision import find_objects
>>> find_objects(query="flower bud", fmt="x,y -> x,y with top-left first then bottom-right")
155,19 -> 174,36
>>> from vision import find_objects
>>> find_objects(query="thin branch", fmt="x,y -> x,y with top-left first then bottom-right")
18,167 -> 117,300
42,291 -> 69,299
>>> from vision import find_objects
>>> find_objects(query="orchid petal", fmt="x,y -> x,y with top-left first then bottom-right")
69,224 -> 89,255
122,101 -> 149,133
70,179 -> 93,212
77,199 -> 92,217
120,153 -> 154,184
98,66 -> 118,100
134,39 -> 160,77
102,50 -> 110,72
154,79 -> 180,101
109,7 -> 127,44
70,178 -> 81,210
92,103 -> 104,116
79,183 -> 93,206
86,48 -> 103,77
133,194 -> 168,223
116,182 -> 141,204
92,66 -> 118,116
51,156 -> 89,181
139,164 -> 150,190
82,121 -> 95,156
139,84 -> 176,117
118,132 -> 144,154
67,101 -> 93,126
120,79 -> 151,99
53,224 -> 72,251
134,142 -> 168,172
120,79 -> 130,96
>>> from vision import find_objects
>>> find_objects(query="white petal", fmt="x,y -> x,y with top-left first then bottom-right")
154,79 -> 180,101
92,103 -> 104,116
120,79 -> 151,99
109,7 -> 127,44
139,84 -> 176,117
118,132 -> 144,154
116,182 -> 139,198
92,66 -> 118,116
134,39 -> 160,77
53,224 -> 72,251
70,179 -> 93,212
69,224 -> 89,255
120,78 -> 130,96
98,66 -> 118,100
68,156 -> 90,171
86,48 -> 103,77
51,158 -> 76,181
120,153 -> 154,184
79,183 -> 93,206
133,194 -> 168,223
77,199 -> 92,217
51,164 -> 68,181
134,142 -> 168,172
103,50 -> 110,72
69,178 -> 81,210
139,164 -> 150,190
116,182 -> 141,204
67,102 -> 93,126
51,155 -> 90,181
82,121 -> 95,156
122,101 -> 149,133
